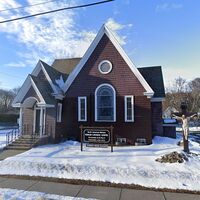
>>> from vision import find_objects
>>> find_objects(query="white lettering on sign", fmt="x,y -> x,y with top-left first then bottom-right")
83,129 -> 110,144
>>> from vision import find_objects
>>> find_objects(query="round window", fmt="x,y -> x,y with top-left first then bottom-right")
98,60 -> 112,74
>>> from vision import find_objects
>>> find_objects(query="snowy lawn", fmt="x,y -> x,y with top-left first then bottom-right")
0,188 -> 96,200
0,136 -> 199,191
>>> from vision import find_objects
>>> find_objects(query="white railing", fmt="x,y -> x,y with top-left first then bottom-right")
6,128 -> 20,146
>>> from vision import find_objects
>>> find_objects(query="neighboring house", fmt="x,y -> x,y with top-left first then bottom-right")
12,24 -> 165,145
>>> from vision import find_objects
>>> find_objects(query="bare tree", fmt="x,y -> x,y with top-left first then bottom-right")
188,78 -> 200,112
0,87 -> 21,113
164,77 -> 200,113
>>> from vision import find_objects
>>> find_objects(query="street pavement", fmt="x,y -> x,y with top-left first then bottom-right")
0,177 -> 199,200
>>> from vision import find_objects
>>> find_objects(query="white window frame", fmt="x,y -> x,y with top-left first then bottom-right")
124,95 -> 134,122
78,96 -> 87,122
95,83 -> 116,122
98,60 -> 113,74
57,103 -> 62,122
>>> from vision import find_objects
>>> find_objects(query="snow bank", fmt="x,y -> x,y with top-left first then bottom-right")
0,188 -> 96,200
0,137 -> 199,191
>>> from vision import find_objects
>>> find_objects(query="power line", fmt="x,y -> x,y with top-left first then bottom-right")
0,0 -> 60,13
0,0 -> 114,24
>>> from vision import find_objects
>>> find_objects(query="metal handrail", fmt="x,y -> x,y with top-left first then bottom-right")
6,128 -> 20,146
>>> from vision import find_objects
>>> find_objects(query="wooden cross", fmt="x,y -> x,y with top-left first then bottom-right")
172,102 -> 198,153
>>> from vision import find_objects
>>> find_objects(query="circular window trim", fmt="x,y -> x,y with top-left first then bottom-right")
98,60 -> 113,74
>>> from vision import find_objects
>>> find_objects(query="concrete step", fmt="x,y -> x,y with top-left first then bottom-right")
11,142 -> 36,146
9,143 -> 34,147
5,146 -> 31,150
13,139 -> 38,143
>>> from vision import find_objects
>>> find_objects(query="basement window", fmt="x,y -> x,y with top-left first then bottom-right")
117,138 -> 127,144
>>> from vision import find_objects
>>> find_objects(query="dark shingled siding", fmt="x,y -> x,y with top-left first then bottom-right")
62,34 -> 153,145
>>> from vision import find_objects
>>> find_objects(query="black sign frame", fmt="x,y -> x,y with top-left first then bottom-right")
80,125 -> 114,152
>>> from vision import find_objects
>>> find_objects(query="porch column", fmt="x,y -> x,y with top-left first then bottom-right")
19,107 -> 23,134
39,107 -> 43,137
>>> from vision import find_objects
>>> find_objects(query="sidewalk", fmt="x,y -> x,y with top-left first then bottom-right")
0,149 -> 25,160
0,176 -> 199,200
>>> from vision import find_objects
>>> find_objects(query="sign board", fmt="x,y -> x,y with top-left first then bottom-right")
86,144 -> 108,148
80,126 -> 114,152
83,129 -> 110,144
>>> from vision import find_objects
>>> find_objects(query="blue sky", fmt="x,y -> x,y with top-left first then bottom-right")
0,0 -> 199,89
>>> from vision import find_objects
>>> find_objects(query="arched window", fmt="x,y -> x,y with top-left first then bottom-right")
95,84 -> 116,122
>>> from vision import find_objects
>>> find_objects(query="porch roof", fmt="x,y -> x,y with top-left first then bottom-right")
30,74 -> 56,105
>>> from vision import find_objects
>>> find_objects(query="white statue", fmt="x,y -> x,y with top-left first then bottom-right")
172,114 -> 197,140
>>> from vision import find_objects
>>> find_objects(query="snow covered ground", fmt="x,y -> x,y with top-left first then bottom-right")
0,188 -> 96,200
0,136 -> 199,191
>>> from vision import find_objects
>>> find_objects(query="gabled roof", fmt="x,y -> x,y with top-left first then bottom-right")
30,75 -> 56,105
62,24 -> 154,98
31,60 -> 67,96
52,58 -> 81,75
12,75 -> 45,106
138,66 -> 165,98
13,60 -> 67,107
41,60 -> 68,83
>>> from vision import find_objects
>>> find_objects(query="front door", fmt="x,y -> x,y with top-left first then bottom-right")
35,109 -> 40,134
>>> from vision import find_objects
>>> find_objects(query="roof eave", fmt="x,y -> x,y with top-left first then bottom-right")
62,24 -> 154,95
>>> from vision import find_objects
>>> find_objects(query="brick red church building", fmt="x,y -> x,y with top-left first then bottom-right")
12,24 -> 165,145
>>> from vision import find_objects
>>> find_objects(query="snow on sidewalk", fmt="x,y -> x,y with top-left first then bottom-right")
0,188 -> 96,200
0,137 -> 199,191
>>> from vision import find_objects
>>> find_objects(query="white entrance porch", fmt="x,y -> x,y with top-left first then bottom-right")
18,97 -> 47,137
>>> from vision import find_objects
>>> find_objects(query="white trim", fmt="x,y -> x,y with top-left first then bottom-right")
39,107 -> 43,136
95,83 -> 116,122
22,96 -> 38,108
12,103 -> 21,108
19,107 -> 23,134
32,60 -> 58,94
33,106 -> 46,136
12,75 -> 45,106
37,103 -> 55,108
40,61 -> 58,94
124,95 -> 134,122
78,97 -> 87,122
12,76 -> 31,105
151,97 -> 165,102
57,103 -> 62,123
62,24 -> 154,98
98,60 -> 112,74
33,106 -> 36,133
31,60 -> 43,76
43,108 -> 46,135
54,94 -> 64,100
30,77 -> 45,103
